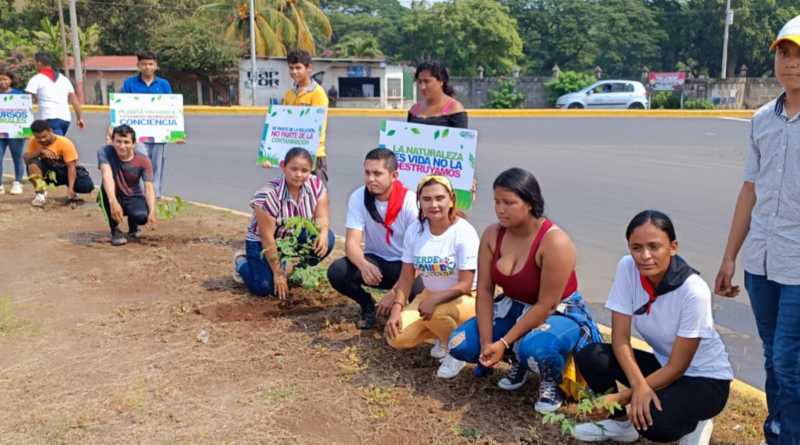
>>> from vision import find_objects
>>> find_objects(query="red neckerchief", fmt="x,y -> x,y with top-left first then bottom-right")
638,274 -> 657,315
40,68 -> 56,82
635,255 -> 698,316
382,180 -> 408,245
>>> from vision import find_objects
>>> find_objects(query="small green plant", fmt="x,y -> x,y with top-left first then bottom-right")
650,91 -> 681,109
0,290 -> 42,338
156,196 -> 184,220
28,171 -> 58,192
261,216 -> 329,290
485,79 -> 525,109
683,99 -> 715,110
545,71 -> 597,104
541,386 -> 622,437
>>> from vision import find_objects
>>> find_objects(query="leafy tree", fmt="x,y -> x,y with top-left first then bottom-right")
485,79 -> 525,109
334,35 -> 382,58
592,0 -> 666,78
683,99 -> 715,109
32,18 -> 64,68
151,18 -> 245,82
195,0 -> 296,57
76,0 -> 163,55
544,71 -> 595,104
0,50 -> 38,87
271,0 -> 332,55
319,0 -> 407,58
650,91 -> 681,109
403,0 -> 523,77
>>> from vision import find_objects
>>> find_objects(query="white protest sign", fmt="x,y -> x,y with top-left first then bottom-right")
258,105 -> 327,167
379,120 -> 478,210
110,93 -> 185,143
0,94 -> 34,139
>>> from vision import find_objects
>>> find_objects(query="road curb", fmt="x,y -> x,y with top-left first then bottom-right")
67,105 -> 757,118
0,176 -> 767,405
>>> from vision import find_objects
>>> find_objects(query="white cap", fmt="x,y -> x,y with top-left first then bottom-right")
771,14 -> 800,51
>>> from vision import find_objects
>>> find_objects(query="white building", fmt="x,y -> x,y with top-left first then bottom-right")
239,57 -> 412,109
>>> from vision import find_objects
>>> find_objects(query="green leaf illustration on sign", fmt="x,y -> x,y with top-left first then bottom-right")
271,112 -> 277,117
442,129 -> 449,139
134,96 -> 140,100
387,130 -> 396,136
469,153 -> 475,169
157,96 -> 162,101
380,121 -> 386,132
434,130 -> 440,140
411,128 -> 421,135
115,99 -> 121,103
287,109 -> 293,114
151,97 -> 156,102
2,96 -> 6,102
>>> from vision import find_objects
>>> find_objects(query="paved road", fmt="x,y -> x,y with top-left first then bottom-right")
4,114 -> 766,390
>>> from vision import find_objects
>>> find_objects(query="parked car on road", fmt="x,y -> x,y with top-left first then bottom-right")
556,80 -> 649,110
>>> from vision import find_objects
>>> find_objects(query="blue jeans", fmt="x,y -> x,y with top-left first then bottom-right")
0,138 -> 25,182
145,143 -> 166,199
46,118 -> 70,136
449,296 -> 581,383
237,230 -> 335,297
745,272 -> 800,445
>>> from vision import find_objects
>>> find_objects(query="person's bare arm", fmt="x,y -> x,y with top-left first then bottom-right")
68,93 -> 86,130
66,160 -> 78,198
256,206 -> 288,299
385,263 -> 418,340
100,164 -> 123,222
475,227 -> 498,352
417,270 -> 474,322
312,193 -> 331,257
345,228 -> 382,286
144,181 -> 157,230
715,182 -> 756,298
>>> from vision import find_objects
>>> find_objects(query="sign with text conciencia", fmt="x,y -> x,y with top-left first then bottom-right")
0,94 -> 34,139
259,105 -> 327,167
110,93 -> 185,143
379,120 -> 478,210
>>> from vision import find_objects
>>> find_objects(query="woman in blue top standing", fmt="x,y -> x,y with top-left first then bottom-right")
0,68 -> 26,196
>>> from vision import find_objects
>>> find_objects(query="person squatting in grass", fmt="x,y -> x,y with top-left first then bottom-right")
97,125 -> 157,246
573,210 -> 733,445
447,168 -> 602,413
326,148 -> 425,331
23,119 -> 94,207
234,147 -> 334,298
384,175 -> 479,379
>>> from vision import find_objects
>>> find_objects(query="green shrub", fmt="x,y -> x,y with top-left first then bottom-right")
485,79 -> 526,109
683,99 -> 715,110
545,71 -> 596,104
650,91 -> 681,109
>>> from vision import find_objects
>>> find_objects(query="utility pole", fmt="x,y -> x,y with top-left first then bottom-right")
248,0 -> 258,106
721,0 -> 733,79
57,0 -> 70,80
68,0 -> 84,103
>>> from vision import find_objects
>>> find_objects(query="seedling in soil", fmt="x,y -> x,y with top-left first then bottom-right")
541,385 -> 622,437
261,216 -> 329,291
156,196 -> 184,220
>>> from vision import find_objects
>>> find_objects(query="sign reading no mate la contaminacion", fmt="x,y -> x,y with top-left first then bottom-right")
379,120 -> 478,210
0,94 -> 34,139
110,93 -> 185,143
259,105 -> 327,167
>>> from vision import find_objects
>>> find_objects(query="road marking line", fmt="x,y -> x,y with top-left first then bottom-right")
719,117 -> 752,122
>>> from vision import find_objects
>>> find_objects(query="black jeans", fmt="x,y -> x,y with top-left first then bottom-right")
575,342 -> 730,443
27,158 -> 95,193
327,254 -> 424,310
97,187 -> 149,231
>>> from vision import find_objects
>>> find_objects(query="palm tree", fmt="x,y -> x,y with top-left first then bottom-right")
271,0 -> 332,56
195,0 -> 296,57
33,19 -> 63,67
335,35 -> 382,59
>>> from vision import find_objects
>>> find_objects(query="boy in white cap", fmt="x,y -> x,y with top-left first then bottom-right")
715,14 -> 800,445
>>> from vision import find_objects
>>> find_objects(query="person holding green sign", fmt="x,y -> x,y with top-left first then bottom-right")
0,68 -> 26,196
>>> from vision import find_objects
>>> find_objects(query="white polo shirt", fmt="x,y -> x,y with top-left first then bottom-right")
25,73 -> 75,121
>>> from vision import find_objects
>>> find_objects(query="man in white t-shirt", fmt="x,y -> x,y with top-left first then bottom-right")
327,148 -> 424,329
25,52 -> 86,136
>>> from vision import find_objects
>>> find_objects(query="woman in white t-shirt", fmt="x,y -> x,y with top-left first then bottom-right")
385,175 -> 479,379
574,210 -> 733,445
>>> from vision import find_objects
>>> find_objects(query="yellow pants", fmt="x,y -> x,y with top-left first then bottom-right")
387,289 -> 476,350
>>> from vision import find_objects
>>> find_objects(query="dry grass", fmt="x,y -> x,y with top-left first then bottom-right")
0,186 -> 767,445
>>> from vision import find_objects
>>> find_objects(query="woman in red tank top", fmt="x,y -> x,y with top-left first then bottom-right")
448,168 -> 601,413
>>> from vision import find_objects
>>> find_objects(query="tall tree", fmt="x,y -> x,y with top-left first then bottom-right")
334,35 -> 382,58
271,0 -> 332,55
319,0 -> 407,58
195,0 -> 296,56
151,18 -> 244,81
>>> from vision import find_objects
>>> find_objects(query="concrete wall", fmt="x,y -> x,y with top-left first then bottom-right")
450,77 -> 550,109
240,58 -> 406,109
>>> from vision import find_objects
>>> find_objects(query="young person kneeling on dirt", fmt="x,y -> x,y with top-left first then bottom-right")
98,125 -> 157,246
327,148 -> 424,331
384,176 -> 479,379
23,119 -> 94,207
233,147 -> 334,298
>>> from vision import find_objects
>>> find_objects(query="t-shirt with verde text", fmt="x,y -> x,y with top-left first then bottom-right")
97,145 -> 153,197
345,186 -> 417,262
605,255 -> 734,381
402,217 -> 480,292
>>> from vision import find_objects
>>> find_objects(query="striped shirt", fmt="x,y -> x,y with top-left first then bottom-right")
247,174 -> 326,242
741,92 -> 800,285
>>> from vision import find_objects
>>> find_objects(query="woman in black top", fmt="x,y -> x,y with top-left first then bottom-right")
407,60 -> 468,129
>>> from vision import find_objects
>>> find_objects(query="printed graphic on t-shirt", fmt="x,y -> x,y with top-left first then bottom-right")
415,255 -> 457,277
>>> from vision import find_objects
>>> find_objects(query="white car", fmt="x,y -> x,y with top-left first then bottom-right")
555,80 -> 649,110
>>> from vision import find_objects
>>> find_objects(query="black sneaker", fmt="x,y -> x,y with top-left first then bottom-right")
128,225 -> 143,239
356,304 -> 377,330
111,228 -> 128,246
498,361 -> 528,390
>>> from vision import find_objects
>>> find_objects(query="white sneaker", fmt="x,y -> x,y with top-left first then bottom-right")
0,185 -> 4,195
232,250 -> 246,284
574,419 -> 640,442
431,338 -> 446,359
679,419 -> 713,445
10,182 -> 22,195
31,192 -> 46,207
534,379 -> 564,412
436,354 -> 465,379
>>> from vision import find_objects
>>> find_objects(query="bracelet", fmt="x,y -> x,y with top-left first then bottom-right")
499,337 -> 510,349
392,302 -> 404,308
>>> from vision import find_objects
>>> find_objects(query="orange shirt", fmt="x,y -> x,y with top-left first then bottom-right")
25,135 -> 79,163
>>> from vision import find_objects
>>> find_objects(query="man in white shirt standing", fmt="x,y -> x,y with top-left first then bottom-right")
327,148 -> 424,329
25,52 -> 86,136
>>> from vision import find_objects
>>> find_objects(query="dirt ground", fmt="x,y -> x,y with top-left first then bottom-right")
0,185 -> 766,445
